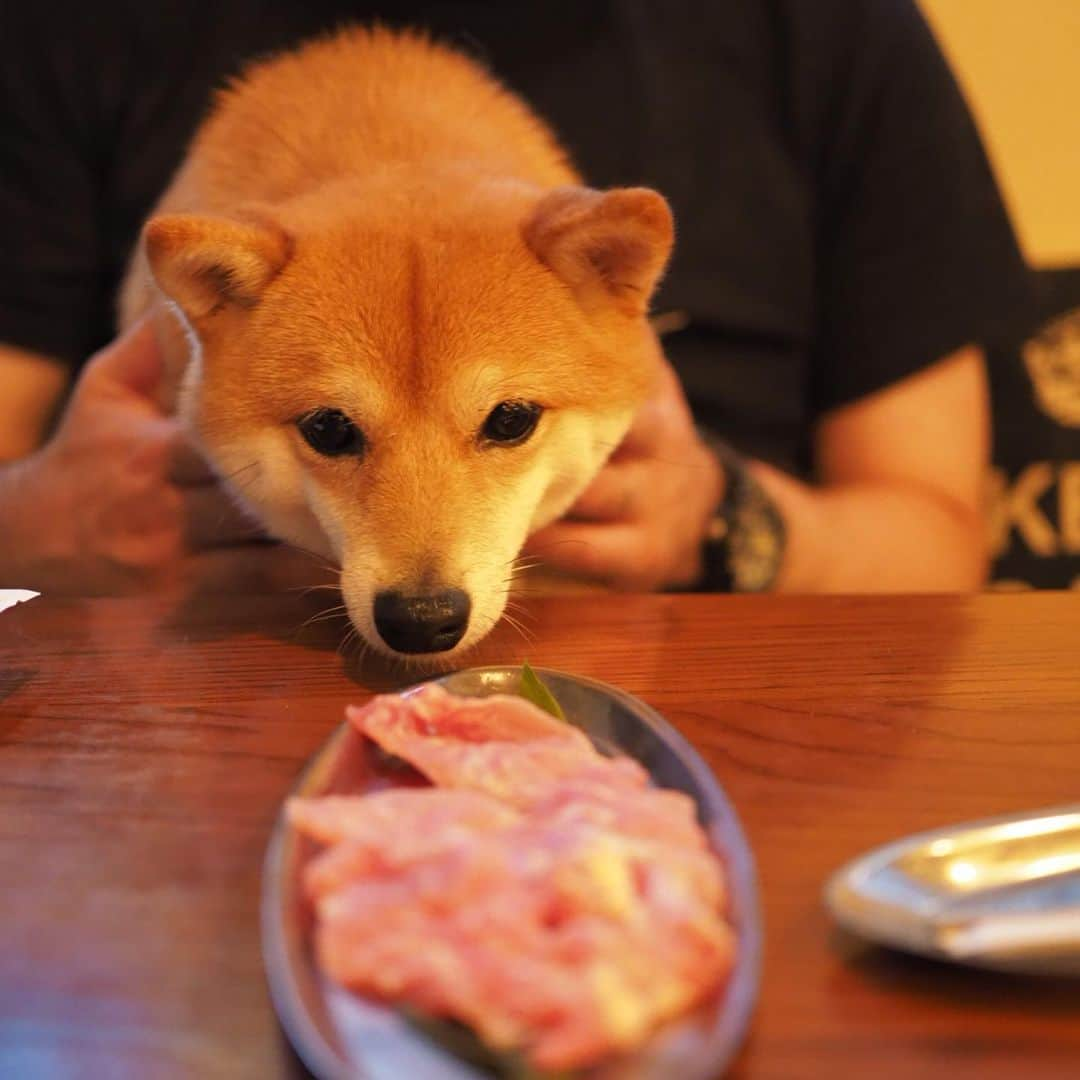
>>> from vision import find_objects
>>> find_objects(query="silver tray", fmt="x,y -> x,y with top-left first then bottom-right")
262,666 -> 761,1078
825,804 -> 1080,975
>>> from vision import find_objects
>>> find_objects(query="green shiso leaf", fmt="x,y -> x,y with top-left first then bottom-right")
518,662 -> 565,722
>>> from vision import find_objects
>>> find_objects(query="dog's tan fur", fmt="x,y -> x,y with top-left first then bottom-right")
120,27 -> 673,657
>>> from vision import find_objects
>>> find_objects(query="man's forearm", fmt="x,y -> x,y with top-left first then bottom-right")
0,344 -> 69,461
0,459 -> 38,584
752,460 -> 987,592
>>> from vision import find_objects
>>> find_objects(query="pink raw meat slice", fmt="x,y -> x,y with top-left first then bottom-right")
314,819 -> 735,1070
297,688 -> 736,1070
530,779 -> 708,850
287,788 -> 519,845
360,684 -> 589,745
315,837 -> 558,1049
347,685 -> 648,806
288,789 -> 521,899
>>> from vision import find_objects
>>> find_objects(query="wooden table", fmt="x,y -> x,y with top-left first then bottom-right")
1,589 -> 1078,1079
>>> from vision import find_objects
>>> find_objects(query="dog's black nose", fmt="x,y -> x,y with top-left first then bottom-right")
373,589 -> 471,654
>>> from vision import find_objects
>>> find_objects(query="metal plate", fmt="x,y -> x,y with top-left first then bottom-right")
262,666 -> 761,1078
825,804 -> 1080,975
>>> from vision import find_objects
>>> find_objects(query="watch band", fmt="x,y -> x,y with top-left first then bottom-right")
697,436 -> 786,593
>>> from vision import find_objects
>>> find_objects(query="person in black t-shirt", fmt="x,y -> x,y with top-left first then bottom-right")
0,1 -> 1032,594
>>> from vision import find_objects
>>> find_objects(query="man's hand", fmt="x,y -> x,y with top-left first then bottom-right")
0,320 -> 261,593
524,350 -> 724,590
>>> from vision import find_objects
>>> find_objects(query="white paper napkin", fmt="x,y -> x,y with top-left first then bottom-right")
0,589 -> 40,615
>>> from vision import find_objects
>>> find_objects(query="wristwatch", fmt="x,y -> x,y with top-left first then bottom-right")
698,437 -> 786,593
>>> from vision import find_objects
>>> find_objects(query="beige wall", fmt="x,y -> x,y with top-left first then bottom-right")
919,0 -> 1080,267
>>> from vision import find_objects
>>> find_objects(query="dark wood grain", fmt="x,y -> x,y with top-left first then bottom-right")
1,588 -> 1079,1079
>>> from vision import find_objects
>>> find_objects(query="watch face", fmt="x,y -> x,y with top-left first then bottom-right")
729,493 -> 785,592
696,435 -> 786,593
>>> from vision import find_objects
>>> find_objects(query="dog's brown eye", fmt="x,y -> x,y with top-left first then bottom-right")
481,401 -> 542,446
297,408 -> 364,457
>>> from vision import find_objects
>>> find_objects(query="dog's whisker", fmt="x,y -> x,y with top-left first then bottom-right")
301,606 -> 350,629
354,638 -> 371,668
504,571 -> 544,595
308,602 -> 349,617
338,624 -> 360,657
516,536 -> 599,554
500,611 -> 535,645
217,460 -> 260,484
228,475 -> 263,497
298,603 -> 350,632
509,559 -> 543,575
285,543 -> 342,576
339,627 -> 370,668
289,582 -> 343,596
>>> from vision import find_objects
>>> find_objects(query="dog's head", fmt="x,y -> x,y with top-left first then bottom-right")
144,179 -> 673,658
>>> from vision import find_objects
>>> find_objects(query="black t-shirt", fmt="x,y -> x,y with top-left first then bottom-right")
0,0 -> 1031,476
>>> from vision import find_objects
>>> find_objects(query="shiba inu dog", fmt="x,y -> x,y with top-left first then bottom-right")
119,27 -> 673,658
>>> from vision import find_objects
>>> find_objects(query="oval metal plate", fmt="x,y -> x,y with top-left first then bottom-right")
825,804 -> 1080,975
262,666 -> 761,1078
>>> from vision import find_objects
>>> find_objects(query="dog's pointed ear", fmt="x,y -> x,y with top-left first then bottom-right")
143,211 -> 291,320
523,186 -> 674,314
